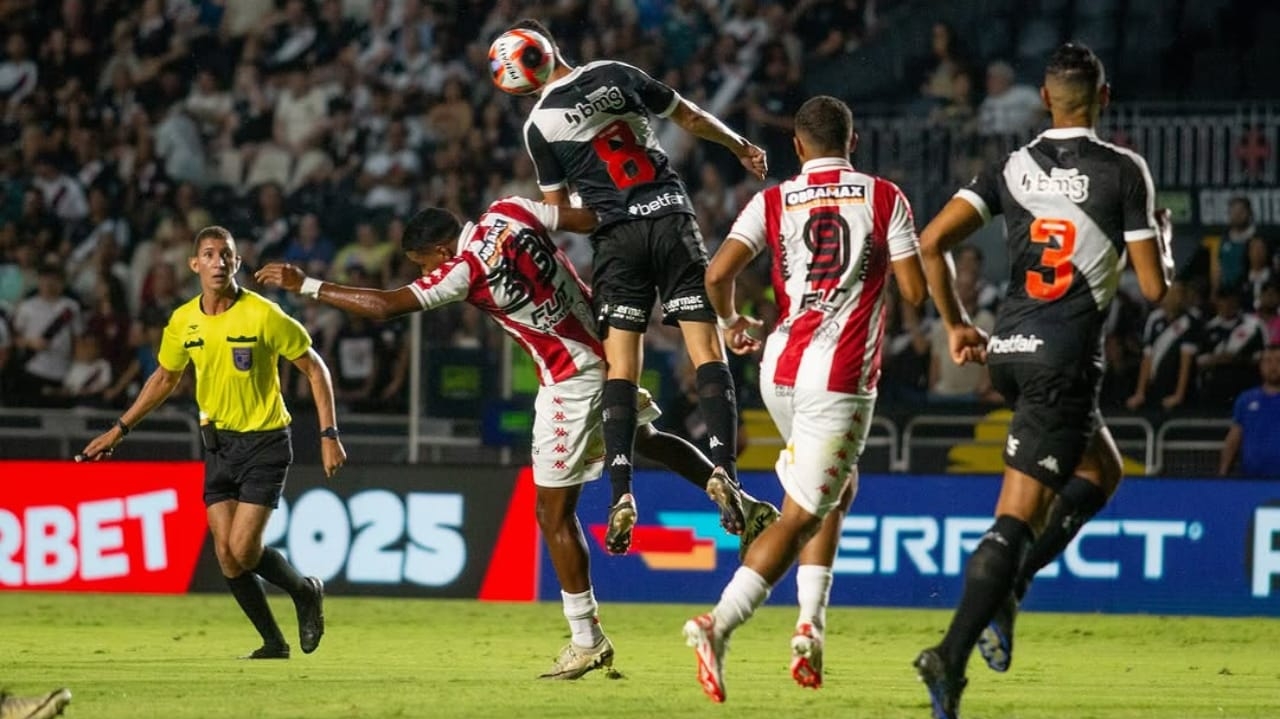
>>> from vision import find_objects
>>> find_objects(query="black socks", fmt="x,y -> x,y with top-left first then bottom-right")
226,573 -> 286,648
601,379 -> 637,505
1015,477 -> 1109,601
253,547 -> 308,599
939,515 -> 1033,673
695,361 -> 738,481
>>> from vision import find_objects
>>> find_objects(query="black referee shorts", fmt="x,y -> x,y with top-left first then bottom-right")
590,213 -> 716,332
988,359 -> 1103,492
204,427 -> 293,508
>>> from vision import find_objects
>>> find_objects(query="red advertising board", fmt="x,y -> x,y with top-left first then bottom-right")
0,461 -> 207,593
0,461 -> 539,599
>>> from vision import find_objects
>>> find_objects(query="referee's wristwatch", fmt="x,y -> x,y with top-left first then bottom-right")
320,426 -> 341,440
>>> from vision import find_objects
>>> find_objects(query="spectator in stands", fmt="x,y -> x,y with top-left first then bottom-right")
31,153 -> 88,225
744,43 -> 803,178
0,32 -> 38,116
1242,236 -> 1274,311
0,305 -> 11,404
70,186 -> 131,266
44,333 -> 112,407
359,117 -> 419,217
929,66 -> 976,134
977,61 -> 1044,137
154,96 -> 208,187
247,182 -> 292,262
1218,344 -> 1280,478
263,0 -> 319,73
790,0 -> 867,62
10,263 -> 81,405
953,243 -> 1000,314
1127,281 -> 1201,411
881,284 -> 932,406
911,21 -> 968,114
0,241 -> 37,309
929,269 -> 998,404
1197,285 -> 1268,409
1213,196 -> 1262,296
1257,280 -> 1280,343
333,222 -> 395,285
281,212 -> 336,277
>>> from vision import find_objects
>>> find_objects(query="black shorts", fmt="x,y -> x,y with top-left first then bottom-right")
988,360 -> 1103,491
204,427 -> 293,508
590,213 -> 716,332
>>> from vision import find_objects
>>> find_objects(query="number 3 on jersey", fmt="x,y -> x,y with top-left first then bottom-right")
1026,217 -> 1077,301
593,120 -> 656,189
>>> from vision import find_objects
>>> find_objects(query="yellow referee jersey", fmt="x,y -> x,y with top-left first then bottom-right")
158,289 -> 311,432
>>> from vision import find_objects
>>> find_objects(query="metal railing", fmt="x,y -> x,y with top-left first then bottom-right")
899,414 -> 1158,475
0,407 -> 201,460
0,407 -> 1233,476
1154,418 -> 1233,476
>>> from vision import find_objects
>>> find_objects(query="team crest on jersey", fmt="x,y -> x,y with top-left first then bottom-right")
785,184 -> 867,210
232,347 -> 252,371
1019,168 -> 1090,203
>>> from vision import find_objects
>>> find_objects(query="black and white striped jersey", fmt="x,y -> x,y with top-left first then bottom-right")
522,61 -> 693,228
958,127 -> 1158,369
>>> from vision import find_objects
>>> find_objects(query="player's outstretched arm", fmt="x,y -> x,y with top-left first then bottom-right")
705,237 -> 762,355
291,348 -> 346,478
668,100 -> 767,180
919,197 -> 988,364
256,262 -> 422,321
76,366 -> 183,461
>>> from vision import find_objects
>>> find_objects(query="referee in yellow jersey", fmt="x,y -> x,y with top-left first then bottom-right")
80,225 -> 346,659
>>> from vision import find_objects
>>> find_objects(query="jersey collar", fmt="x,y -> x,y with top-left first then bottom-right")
1040,127 -> 1097,140
541,65 -> 584,95
800,157 -> 854,173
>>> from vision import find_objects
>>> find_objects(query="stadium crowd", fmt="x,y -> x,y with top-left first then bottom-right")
0,0 -> 1276,443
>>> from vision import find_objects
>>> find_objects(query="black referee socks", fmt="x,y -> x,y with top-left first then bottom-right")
226,573 -> 287,648
254,547 -> 308,599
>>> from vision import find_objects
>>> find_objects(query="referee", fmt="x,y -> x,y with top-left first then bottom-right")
79,226 -> 346,659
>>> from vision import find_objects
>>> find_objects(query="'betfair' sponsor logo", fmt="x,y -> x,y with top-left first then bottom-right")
987,334 -> 1045,354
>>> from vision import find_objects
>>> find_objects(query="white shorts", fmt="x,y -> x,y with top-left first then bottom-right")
531,366 -> 662,489
761,381 -> 875,518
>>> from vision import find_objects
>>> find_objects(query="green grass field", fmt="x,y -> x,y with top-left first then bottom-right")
1,593 -> 1277,718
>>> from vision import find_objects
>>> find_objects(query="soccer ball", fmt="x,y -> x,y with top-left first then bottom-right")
488,29 -> 555,96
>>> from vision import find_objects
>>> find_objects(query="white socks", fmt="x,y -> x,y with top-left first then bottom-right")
711,566 -> 771,634
796,564 -> 833,633
562,588 -> 604,647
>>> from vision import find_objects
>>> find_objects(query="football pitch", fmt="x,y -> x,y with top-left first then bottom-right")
1,594 -> 1277,719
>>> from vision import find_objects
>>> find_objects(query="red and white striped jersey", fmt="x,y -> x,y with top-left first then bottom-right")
406,197 -> 604,386
728,158 -> 919,395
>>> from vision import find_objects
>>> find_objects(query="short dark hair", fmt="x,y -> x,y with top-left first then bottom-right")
510,18 -> 564,64
402,208 -> 462,253
1045,43 -> 1105,92
1229,195 -> 1253,215
193,225 -> 234,254
794,95 -> 854,156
